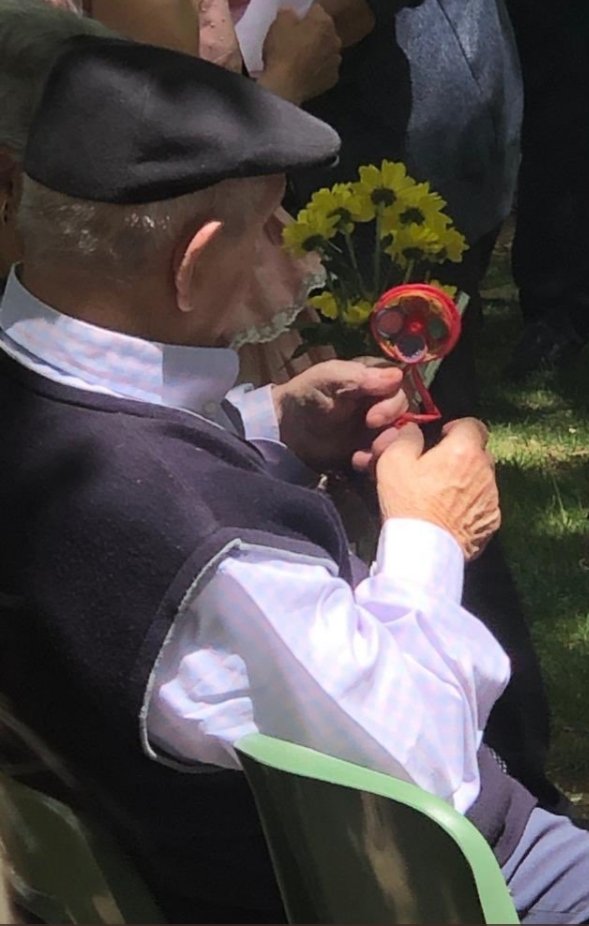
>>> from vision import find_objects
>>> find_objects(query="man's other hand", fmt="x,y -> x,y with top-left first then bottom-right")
272,358 -> 408,472
317,0 -> 375,47
376,419 -> 501,561
260,5 -> 342,104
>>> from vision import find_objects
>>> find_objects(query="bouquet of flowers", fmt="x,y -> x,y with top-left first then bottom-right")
283,161 -> 469,410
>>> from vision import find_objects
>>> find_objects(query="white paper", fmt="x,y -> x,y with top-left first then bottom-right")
235,0 -> 315,74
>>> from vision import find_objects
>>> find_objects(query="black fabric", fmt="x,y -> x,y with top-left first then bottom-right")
414,227 -> 556,811
467,745 -> 537,868
463,535 -> 559,810
0,350 -> 536,917
426,224 -> 556,805
506,0 -> 589,339
24,36 -> 340,205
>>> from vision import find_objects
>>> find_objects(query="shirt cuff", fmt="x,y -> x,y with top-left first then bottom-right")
374,518 -> 464,604
226,384 -> 280,442
226,384 -> 318,487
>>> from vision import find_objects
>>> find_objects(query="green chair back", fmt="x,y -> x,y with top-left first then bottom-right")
236,734 -> 520,925
0,702 -> 164,924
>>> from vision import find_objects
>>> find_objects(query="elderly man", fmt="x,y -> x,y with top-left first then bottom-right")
1,35 -> 589,925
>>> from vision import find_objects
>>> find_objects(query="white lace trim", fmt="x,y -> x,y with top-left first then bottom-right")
230,270 -> 326,349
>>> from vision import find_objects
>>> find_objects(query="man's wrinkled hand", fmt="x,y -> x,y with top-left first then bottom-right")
376,419 -> 501,561
272,358 -> 409,472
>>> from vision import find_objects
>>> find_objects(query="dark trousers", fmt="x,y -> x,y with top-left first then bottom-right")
506,0 -> 589,339
430,231 -> 558,808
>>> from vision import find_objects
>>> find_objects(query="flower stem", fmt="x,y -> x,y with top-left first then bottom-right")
403,259 -> 415,283
373,207 -> 383,295
343,230 -> 369,300
324,240 -> 357,284
324,269 -> 350,321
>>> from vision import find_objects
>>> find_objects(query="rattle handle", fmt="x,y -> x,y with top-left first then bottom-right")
394,366 -> 442,428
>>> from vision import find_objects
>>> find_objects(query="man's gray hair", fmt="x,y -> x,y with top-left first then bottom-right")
18,177 -> 224,279
0,0 -> 109,156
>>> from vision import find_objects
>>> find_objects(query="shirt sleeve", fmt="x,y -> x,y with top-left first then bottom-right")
145,518 -> 510,814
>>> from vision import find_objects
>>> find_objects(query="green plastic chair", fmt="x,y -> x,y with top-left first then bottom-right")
236,733 -> 520,925
0,702 -> 164,925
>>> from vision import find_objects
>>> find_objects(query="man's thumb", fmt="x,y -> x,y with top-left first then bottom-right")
377,422 -> 425,467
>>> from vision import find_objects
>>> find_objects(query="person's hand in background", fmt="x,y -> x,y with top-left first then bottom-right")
317,0 -> 375,47
198,0 -> 243,70
259,4 -> 342,104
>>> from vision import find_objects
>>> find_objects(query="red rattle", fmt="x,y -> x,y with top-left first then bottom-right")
370,283 -> 462,427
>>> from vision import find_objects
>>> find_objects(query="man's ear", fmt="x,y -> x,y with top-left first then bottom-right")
173,219 -> 223,313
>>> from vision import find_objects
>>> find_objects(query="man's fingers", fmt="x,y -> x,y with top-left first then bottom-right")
352,355 -> 393,368
365,390 -> 410,429
441,417 -> 490,449
356,364 -> 404,398
371,426 -> 405,458
311,359 -> 402,400
351,426 -> 403,473
378,422 -> 425,465
351,448 -> 373,472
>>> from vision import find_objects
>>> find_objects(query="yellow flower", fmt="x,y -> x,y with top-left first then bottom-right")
343,300 -> 374,326
438,227 -> 469,263
429,279 -> 458,299
282,208 -> 339,256
345,189 -> 375,223
355,160 -> 416,215
395,181 -> 449,229
321,183 -> 377,224
308,183 -> 373,230
385,223 -> 444,266
309,291 -> 339,320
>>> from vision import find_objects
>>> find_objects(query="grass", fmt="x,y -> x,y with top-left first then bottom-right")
478,236 -> 589,811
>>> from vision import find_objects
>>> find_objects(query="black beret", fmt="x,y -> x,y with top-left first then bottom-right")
24,35 -> 341,204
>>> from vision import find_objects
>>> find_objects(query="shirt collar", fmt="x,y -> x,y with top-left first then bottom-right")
0,267 -> 239,419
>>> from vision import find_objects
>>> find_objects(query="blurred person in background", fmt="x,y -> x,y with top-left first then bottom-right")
505,0 -> 589,376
